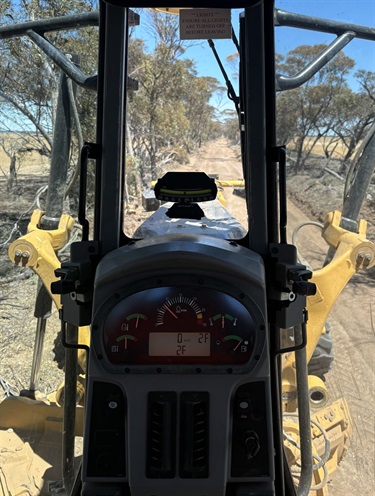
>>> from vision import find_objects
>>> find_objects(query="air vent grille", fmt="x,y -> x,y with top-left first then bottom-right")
146,392 -> 176,478
180,392 -> 209,478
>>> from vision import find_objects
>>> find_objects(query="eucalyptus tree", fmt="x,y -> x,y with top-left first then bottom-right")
276,44 -> 356,170
0,0 -> 98,187
1,4 -> 222,196
127,10 -> 222,186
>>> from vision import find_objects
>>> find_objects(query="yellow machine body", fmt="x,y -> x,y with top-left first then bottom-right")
1,205 -> 373,494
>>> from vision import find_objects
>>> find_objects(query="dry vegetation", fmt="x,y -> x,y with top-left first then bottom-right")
288,136 -> 362,159
0,136 -> 62,397
286,152 -> 374,245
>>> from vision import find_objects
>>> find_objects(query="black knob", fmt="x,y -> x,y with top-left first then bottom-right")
51,267 -> 80,294
292,281 -> 316,296
244,431 -> 260,460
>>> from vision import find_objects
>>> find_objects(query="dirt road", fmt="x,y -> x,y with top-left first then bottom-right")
189,138 -> 375,495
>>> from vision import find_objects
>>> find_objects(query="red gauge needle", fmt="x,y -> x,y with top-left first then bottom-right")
222,315 -> 225,329
164,305 -> 178,319
233,339 -> 243,351
136,316 -> 139,329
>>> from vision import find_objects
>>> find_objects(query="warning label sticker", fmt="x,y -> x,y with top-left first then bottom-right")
180,9 -> 231,40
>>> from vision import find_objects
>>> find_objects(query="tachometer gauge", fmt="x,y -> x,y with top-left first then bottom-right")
156,294 -> 203,330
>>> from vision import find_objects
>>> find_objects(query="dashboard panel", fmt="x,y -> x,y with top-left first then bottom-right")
103,286 -> 259,365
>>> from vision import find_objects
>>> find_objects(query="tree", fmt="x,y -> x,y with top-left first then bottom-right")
0,0 -> 98,186
0,132 -> 46,191
127,10 -> 222,188
276,44 -> 355,171
328,84 -> 374,166
356,69 -> 375,103
1,5 -> 223,210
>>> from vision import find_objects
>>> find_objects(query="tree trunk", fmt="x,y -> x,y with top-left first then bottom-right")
294,137 -> 304,172
342,128 -> 375,224
7,154 -> 17,192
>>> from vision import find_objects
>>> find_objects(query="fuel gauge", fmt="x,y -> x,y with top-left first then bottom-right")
221,334 -> 250,354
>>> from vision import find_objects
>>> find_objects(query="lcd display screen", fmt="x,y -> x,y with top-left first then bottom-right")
149,332 -> 211,356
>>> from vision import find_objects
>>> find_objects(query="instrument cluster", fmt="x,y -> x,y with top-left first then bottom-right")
103,286 -> 260,366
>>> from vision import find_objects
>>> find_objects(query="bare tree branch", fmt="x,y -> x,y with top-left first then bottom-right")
0,89 -> 53,147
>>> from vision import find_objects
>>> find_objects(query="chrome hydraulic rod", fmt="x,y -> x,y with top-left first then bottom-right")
295,324 -> 313,496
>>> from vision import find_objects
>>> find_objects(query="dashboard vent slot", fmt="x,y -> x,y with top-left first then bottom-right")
146,392 -> 176,478
180,392 -> 209,478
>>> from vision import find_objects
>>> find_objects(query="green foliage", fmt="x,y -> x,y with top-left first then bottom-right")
0,1 -> 99,145
275,44 -> 374,171
222,43 -> 374,177
0,5 -> 222,198
127,11 -> 222,185
3,4 -> 373,198
222,109 -> 240,145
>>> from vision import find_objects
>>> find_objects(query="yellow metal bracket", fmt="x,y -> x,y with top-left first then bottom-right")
283,210 -> 375,410
306,210 -> 374,363
8,209 -> 90,372
284,397 -> 351,495
8,209 -> 75,308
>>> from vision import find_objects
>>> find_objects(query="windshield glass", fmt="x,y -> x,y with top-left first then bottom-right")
123,7 -> 247,239
275,1 -> 375,494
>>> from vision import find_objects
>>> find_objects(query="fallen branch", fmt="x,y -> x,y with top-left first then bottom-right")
323,167 -> 345,181
0,302 -> 31,309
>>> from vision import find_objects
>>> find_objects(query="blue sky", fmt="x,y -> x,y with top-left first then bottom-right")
275,0 -> 374,79
177,1 -> 374,97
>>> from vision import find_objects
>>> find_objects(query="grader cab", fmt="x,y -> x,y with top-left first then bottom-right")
0,2 -> 374,496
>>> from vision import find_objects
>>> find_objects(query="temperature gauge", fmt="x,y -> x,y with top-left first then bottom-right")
209,313 -> 238,330
105,312 -> 147,361
116,332 -> 138,351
